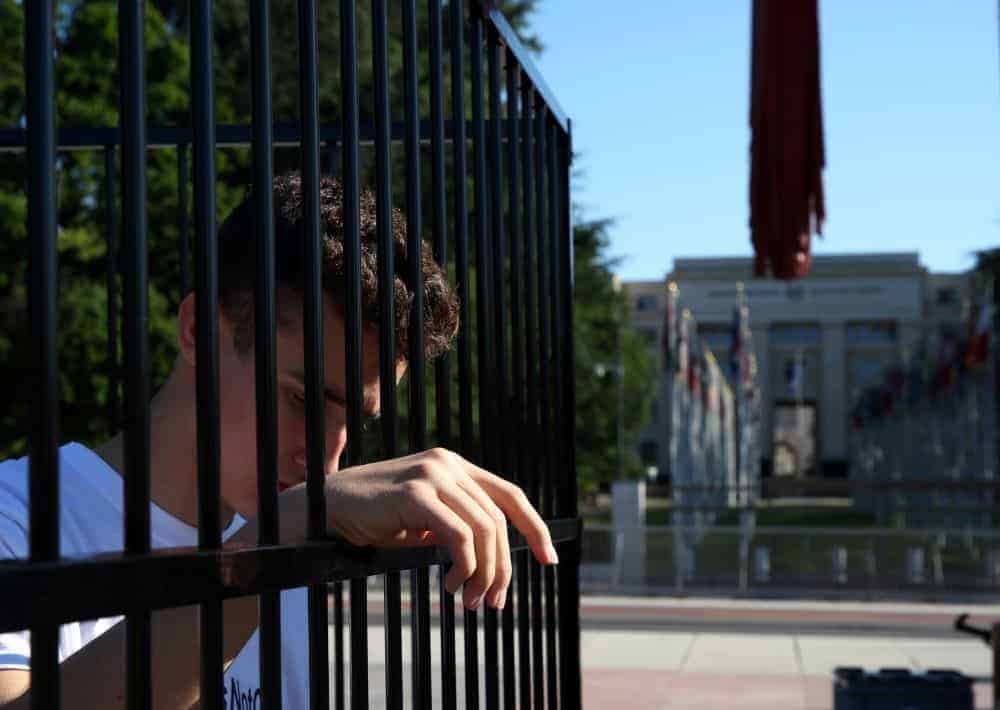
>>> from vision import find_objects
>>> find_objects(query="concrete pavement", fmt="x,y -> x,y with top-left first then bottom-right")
579,597 -> 998,709
326,593 -> 998,708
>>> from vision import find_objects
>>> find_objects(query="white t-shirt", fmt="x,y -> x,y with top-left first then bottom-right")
0,443 -> 312,708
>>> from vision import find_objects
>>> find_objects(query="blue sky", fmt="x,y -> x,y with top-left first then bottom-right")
529,1 -> 1000,280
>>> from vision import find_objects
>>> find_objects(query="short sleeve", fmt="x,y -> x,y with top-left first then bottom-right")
0,511 -> 30,670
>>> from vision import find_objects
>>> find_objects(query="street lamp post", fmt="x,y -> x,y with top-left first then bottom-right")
613,276 -> 624,482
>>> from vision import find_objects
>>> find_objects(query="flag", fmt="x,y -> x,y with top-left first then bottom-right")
964,301 -> 993,370
749,0 -> 825,279
729,306 -> 743,378
784,353 -> 804,398
677,312 -> 690,380
663,286 -> 679,372
689,351 -> 702,396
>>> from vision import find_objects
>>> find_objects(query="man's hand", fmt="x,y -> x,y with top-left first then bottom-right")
287,448 -> 558,611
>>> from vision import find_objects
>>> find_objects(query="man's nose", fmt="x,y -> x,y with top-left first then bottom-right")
326,423 -> 348,474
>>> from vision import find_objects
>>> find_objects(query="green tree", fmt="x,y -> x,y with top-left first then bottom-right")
573,216 -> 656,496
0,0 -> 544,460
0,1 -> 193,458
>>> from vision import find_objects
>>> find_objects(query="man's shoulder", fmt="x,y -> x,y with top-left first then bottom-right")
0,443 -> 120,559
0,451 -> 30,558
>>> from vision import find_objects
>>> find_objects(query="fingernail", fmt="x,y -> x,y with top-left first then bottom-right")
546,543 -> 560,565
469,594 -> 484,611
492,588 -> 507,610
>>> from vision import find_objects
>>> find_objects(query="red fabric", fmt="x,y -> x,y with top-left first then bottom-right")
749,0 -> 826,279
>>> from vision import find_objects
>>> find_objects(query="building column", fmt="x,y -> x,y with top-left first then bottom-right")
752,325 -> 771,474
821,321 -> 847,475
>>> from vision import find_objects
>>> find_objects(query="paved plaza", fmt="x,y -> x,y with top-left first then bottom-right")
328,594 -> 998,708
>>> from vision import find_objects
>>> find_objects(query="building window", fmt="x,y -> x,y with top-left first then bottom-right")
639,441 -> 658,466
769,324 -> 820,347
846,322 -> 896,346
848,354 -> 886,394
636,294 -> 658,311
698,325 -> 732,355
936,287 -> 957,306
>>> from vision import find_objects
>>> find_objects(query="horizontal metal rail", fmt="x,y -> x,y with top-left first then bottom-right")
585,522 -> 1000,538
0,518 -> 580,633
474,0 -> 569,131
0,121 -> 553,152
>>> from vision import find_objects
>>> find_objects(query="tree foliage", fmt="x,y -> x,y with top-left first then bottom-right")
573,216 -> 656,495
0,0 -> 650,502
0,0 -> 543,460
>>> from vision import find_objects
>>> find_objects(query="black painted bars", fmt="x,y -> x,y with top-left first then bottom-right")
25,0 -> 60,707
191,0 -> 223,706
120,1 -> 153,707
451,2 -> 480,707
298,2 -> 332,704
402,2 -> 433,707
339,1 -> 368,706
105,146 -> 119,433
470,7 -> 498,709
485,21 -> 508,710
429,1 -> 457,707
251,1 -> 282,706
371,2 -> 403,708
504,52 -> 525,710
9,3 -> 580,708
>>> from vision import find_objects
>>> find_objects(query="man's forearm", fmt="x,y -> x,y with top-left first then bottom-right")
5,576 -> 260,708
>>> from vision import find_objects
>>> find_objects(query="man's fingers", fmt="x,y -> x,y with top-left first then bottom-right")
399,491 -> 476,595
437,483 -> 497,610
456,476 -> 512,610
467,466 -> 558,567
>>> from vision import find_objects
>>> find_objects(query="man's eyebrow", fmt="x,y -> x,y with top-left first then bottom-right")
289,372 -> 380,419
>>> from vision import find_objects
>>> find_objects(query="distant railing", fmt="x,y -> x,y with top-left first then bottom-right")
581,523 -> 1000,598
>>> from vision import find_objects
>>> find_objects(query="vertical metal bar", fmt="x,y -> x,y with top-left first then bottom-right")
543,120 -> 572,707
402,2 -> 433,707
486,24 -> 509,710
25,1 -> 59,707
330,96 -> 347,710
333,581 -> 346,710
991,622 -> 1000,710
119,1 -> 153,706
429,2 -> 457,707
299,2 -> 332,709
191,1 -> 223,707
252,1 -> 283,707
518,81 -> 545,707
105,145 -> 119,432
532,107 -> 559,708
471,9 -> 499,710
502,51 -> 522,710
340,0 -> 368,706
429,0 -> 450,450
178,144 -> 191,298
555,121 -> 581,710
544,562 -> 558,710
438,574 -> 457,710
371,2 -> 403,707
451,3 -> 479,707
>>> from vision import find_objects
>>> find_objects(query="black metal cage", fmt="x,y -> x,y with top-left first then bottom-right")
2,1 -> 580,708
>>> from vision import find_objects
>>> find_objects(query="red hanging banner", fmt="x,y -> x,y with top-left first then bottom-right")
749,0 -> 826,279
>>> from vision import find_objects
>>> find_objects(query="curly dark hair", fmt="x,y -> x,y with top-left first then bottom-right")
215,172 -> 459,360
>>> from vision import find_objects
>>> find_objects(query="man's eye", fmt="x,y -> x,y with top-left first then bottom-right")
290,391 -> 306,406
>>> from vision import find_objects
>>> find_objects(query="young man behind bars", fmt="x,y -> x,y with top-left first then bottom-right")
0,172 -> 558,708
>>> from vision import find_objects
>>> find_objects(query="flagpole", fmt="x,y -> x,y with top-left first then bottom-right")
993,273 -> 999,522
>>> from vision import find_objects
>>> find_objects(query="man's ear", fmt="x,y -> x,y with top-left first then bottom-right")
177,292 -> 198,367
178,293 -> 237,367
